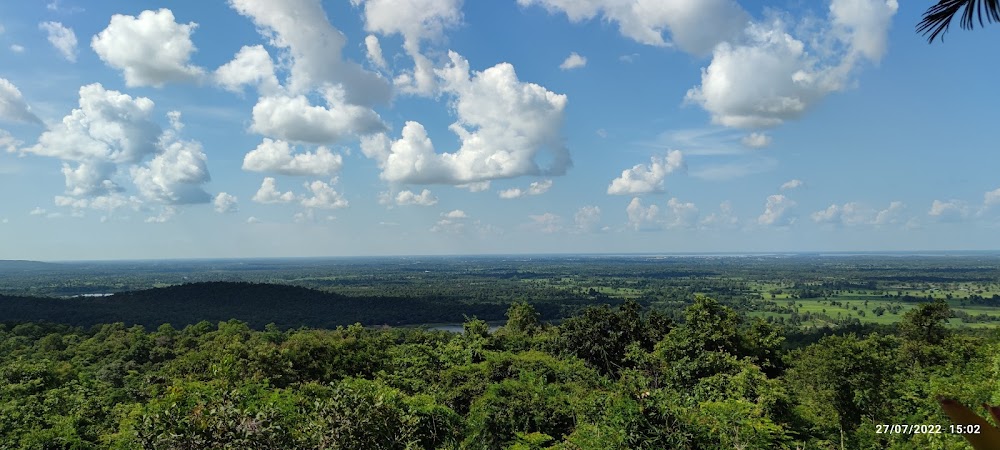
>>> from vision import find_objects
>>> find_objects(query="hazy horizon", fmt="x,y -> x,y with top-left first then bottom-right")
2,1 -> 999,260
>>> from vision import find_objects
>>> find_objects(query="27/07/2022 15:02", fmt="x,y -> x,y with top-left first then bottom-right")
875,424 -> 982,435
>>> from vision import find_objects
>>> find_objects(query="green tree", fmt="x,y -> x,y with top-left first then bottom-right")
785,334 -> 902,449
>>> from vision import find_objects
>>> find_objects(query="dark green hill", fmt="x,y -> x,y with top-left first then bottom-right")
0,281 -> 521,329
0,260 -> 58,271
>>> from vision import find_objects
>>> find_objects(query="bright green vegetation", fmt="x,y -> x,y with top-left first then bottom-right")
0,298 -> 995,449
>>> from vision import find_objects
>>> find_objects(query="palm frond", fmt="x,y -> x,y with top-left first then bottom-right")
918,0 -> 1000,43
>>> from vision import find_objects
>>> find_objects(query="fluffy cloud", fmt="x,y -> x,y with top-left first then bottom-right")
526,212 -> 563,233
364,35 -> 387,70
626,197 -> 660,231
352,0 -> 463,96
811,202 -> 878,226
145,206 -> 177,223
686,1 -> 898,128
830,0 -> 899,61
607,150 -> 684,195
457,181 -> 491,192
928,199 -> 970,222
559,52 -> 586,70
130,116 -> 211,205
213,192 -> 238,213
54,193 -> 143,218
499,179 -> 553,199
214,45 -> 280,95
0,130 -> 22,153
780,179 -> 804,190
757,194 -> 795,226
60,161 -> 120,197
228,0 -> 390,103
249,88 -> 386,144
26,84 -> 161,163
10,45 -> 25,53
0,78 -> 42,124
622,197 -> 699,231
242,139 -> 344,176
22,86 -> 213,212
353,0 -> 462,44
431,209 -> 471,233
574,205 -> 602,232
300,180 -> 348,209
741,132 -> 772,148
252,177 -> 296,204
518,0 -> 748,54
91,9 -> 205,87
701,200 -> 740,228
395,189 -> 438,206
664,197 -> 699,229
984,188 -> 1000,208
367,52 -> 570,185
874,201 -> 904,225
39,21 -> 77,62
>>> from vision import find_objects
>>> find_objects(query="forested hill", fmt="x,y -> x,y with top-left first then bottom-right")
0,281 -> 542,329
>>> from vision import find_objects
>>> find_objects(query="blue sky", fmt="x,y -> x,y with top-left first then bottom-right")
1,0 -> 998,260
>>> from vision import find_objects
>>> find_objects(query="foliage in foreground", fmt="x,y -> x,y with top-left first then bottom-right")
0,297 -> 996,449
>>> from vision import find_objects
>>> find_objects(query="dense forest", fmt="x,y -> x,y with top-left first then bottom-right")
0,296 -> 994,449
0,282 -> 578,329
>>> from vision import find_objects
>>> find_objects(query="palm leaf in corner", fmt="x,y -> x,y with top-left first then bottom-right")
918,0 -> 1000,42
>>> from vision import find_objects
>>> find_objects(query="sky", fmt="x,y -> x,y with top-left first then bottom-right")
1,0 -> 999,260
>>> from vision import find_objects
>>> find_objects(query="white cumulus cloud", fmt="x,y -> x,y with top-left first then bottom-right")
228,0 -> 390,103
214,192 -> 238,213
242,138 -> 344,176
741,132 -> 772,148
499,179 -> 553,199
574,205 -> 601,232
757,194 -> 796,226
701,200 -> 740,228
364,35 -> 387,70
91,9 -> 205,87
144,206 -> 177,223
626,197 -> 661,231
249,87 -> 386,144
780,179 -> 804,190
559,52 -> 587,70
984,188 -> 1000,208
928,199 -> 970,222
130,114 -> 211,205
518,0 -> 749,54
0,78 -> 42,124
685,1 -> 898,128
811,202 -> 877,226
352,0 -> 463,96
395,189 -> 438,206
214,45 -> 280,95
252,177 -> 296,204
665,197 -> 699,229
607,150 -> 684,195
300,180 -> 348,209
367,52 -> 570,185
39,21 -> 77,62
526,212 -> 563,233
22,85 -> 218,209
